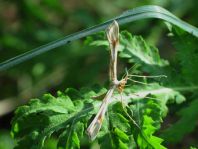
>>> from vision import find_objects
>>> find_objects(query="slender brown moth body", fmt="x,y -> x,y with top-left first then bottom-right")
106,20 -> 119,83
87,20 -> 120,140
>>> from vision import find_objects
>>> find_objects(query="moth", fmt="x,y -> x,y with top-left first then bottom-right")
86,20 -> 166,140
87,20 -> 125,140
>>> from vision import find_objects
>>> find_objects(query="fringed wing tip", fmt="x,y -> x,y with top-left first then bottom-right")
87,121 -> 102,141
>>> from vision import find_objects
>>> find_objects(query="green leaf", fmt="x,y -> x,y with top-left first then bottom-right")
57,122 -> 84,149
98,102 -> 134,149
161,99 -> 198,143
0,130 -> 15,149
172,27 -> 198,85
109,103 -> 131,133
190,147 -> 197,149
11,89 -> 95,149
90,31 -> 168,67
134,99 -> 167,149
11,82 -> 190,149
124,83 -> 186,116
122,83 -> 186,149
119,31 -> 168,66
114,128 -> 129,142
11,79 -> 189,149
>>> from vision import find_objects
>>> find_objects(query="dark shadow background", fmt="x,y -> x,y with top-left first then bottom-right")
0,0 -> 197,148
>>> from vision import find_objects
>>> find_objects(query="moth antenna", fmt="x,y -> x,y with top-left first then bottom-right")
128,78 -> 151,86
127,74 -> 167,78
133,93 -> 159,100
125,68 -> 129,77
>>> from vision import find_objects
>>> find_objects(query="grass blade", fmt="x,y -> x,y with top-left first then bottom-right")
0,5 -> 197,71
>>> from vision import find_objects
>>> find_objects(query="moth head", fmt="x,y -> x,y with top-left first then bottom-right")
106,20 -> 119,48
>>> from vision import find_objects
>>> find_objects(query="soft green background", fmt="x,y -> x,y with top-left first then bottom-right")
0,0 -> 197,149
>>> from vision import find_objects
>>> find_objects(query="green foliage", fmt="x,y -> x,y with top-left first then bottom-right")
159,26 -> 198,144
125,83 -> 186,149
0,130 -> 15,149
173,27 -> 198,84
136,99 -> 166,149
0,2 -> 197,149
89,31 -> 168,67
10,21 -> 198,149
161,99 -> 198,143
12,77 -> 188,149
119,31 -> 168,67
12,83 -> 176,149
11,89 -> 95,149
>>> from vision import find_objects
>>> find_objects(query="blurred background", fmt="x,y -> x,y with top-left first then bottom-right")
0,0 -> 197,149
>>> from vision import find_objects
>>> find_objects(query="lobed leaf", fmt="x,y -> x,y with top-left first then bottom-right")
119,31 -> 168,66
161,99 -> 198,143
172,26 -> 198,85
90,31 -> 168,67
11,88 -> 98,149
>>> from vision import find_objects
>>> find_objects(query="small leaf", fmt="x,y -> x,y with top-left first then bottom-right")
114,128 -> 129,142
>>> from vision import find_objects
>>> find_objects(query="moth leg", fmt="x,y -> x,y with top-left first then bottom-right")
120,92 -> 140,128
